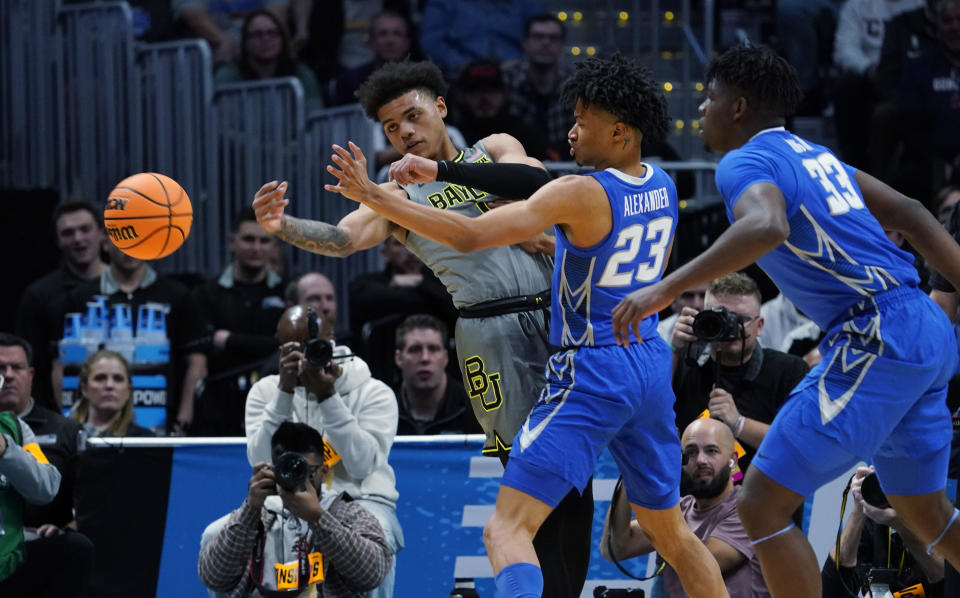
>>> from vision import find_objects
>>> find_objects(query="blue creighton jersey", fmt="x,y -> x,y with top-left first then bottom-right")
716,128 -> 920,330
550,165 -> 678,347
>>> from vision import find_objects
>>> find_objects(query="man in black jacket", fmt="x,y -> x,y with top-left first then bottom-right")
669,273 -> 810,473
393,315 -> 480,435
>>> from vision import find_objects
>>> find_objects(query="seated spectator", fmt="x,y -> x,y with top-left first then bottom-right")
876,0 -> 939,98
0,334 -> 92,597
821,465 -> 944,596
501,13 -> 575,161
419,0 -> 542,79
759,292 -> 815,354
16,201 -> 107,411
349,236 -> 457,383
191,207 -> 288,436
0,409 -> 62,595
775,0 -> 840,115
935,184 -> 960,226
394,314 -> 481,435
329,9 -> 418,106
244,305 -> 403,598
670,272 -> 809,472
198,421 -> 391,597
215,9 -> 323,105
449,60 -> 547,157
831,0 -> 923,170
601,418 -> 769,597
896,0 -> 960,203
71,350 -> 154,437
172,0 -> 290,64
657,281 -> 707,342
931,199 -> 960,320
868,0 -> 938,183
53,242 -> 205,436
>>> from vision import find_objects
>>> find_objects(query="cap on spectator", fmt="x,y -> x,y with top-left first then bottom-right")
459,60 -> 505,91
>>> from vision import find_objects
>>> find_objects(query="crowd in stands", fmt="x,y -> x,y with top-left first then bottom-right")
6,1 -> 960,596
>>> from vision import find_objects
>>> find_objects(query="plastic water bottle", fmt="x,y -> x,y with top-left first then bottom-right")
82,300 -> 108,357
58,312 -> 86,364
106,303 -> 135,363
134,303 -> 169,364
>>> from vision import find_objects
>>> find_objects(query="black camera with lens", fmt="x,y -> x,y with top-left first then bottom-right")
691,306 -> 742,342
273,451 -> 311,492
860,471 -> 890,509
304,338 -> 334,371
593,587 -> 644,597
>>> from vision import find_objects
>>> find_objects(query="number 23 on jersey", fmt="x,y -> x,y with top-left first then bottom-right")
597,216 -> 674,287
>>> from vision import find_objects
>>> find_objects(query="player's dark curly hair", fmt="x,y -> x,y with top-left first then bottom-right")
705,44 -> 802,119
560,54 -> 670,144
354,60 -> 448,120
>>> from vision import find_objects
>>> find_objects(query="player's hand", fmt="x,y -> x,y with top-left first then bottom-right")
670,306 -> 699,350
611,283 -> 677,346
248,462 -> 278,510
517,232 -> 554,255
278,341 -> 303,394
388,153 -> 439,186
253,180 -> 289,234
707,388 -> 739,428
325,142 -> 376,203
0,433 -> 7,456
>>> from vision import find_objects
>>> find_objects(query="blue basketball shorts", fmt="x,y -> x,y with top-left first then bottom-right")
501,337 -> 681,511
752,286 -> 958,497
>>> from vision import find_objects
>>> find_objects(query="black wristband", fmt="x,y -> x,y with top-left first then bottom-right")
435,160 -> 552,200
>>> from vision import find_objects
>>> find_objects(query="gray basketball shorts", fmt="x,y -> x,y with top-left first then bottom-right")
454,308 -> 552,458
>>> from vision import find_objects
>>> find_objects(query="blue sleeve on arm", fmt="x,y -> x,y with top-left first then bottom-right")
715,149 -> 782,221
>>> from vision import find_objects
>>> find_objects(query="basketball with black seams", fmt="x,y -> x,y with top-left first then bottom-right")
104,172 -> 193,260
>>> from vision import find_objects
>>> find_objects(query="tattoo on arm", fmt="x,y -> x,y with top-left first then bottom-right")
279,216 -> 354,256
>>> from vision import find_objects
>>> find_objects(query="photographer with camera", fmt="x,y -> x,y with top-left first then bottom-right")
243,304 -> 402,598
198,421 -> 391,597
821,465 -> 945,597
601,418 -> 769,597
670,273 -> 809,473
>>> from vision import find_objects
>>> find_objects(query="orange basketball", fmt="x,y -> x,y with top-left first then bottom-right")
104,172 -> 193,260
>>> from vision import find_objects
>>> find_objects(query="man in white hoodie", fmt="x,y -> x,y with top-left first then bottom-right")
244,304 -> 402,598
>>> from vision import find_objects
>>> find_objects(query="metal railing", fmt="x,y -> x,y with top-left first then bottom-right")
295,104 -> 384,325
0,0 -> 61,189
56,2 -> 137,205
134,39 -> 217,274
1,0 -> 725,291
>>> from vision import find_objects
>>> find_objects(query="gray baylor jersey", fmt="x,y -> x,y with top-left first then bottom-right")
402,140 -> 554,456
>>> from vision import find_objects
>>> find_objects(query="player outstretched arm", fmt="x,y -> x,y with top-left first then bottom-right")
610,181 -> 790,345
252,179 -> 403,256
388,133 -> 550,196
855,170 -> 960,292
326,142 -> 601,253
